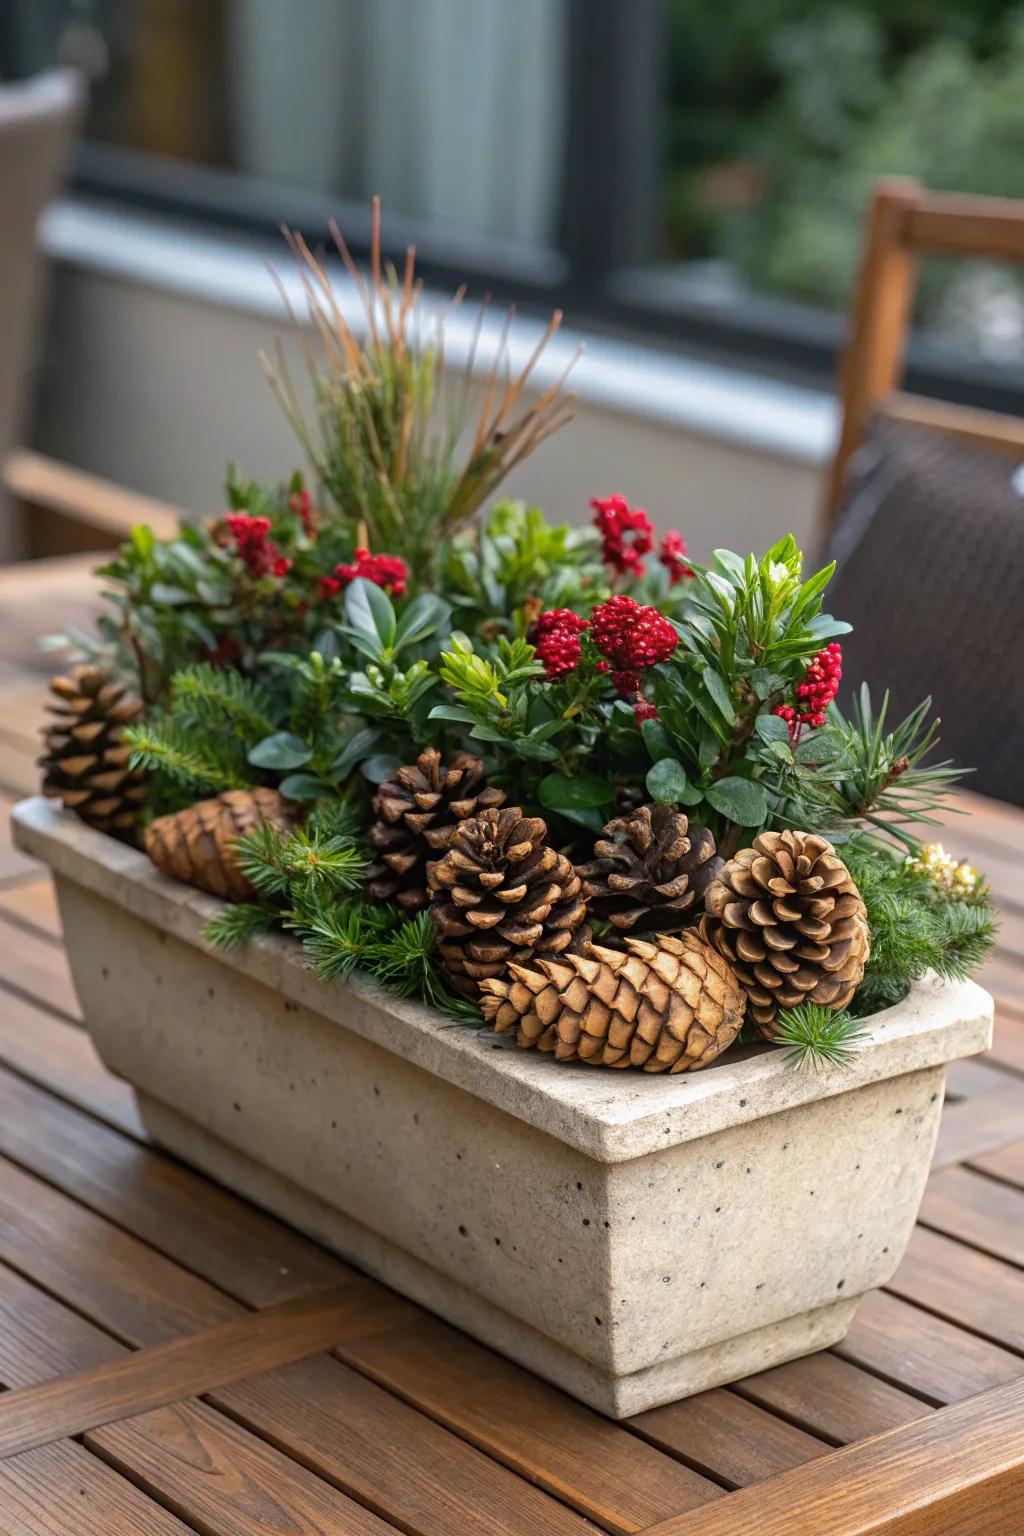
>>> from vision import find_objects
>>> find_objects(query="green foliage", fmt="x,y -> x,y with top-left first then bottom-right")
441,501 -> 608,638
773,1004 -> 869,1069
123,716 -> 254,804
203,818 -> 475,1021
843,839 -> 997,1014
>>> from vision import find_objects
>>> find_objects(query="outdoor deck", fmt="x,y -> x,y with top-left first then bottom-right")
0,651 -> 1023,1532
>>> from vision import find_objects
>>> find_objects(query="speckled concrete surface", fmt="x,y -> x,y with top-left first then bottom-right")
14,797 -> 994,1415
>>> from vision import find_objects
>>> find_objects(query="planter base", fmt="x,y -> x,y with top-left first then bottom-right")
137,1088 -> 860,1417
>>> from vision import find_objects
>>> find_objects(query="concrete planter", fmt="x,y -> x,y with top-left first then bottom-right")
13,796 -> 993,1418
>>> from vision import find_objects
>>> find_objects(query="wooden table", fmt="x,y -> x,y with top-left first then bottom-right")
1,660 -> 1023,1533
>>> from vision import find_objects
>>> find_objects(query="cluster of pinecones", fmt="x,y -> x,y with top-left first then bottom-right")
41,673 -> 869,1075
373,748 -> 869,1075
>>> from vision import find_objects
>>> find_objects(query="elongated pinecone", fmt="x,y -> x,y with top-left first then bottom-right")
39,665 -> 148,836
368,748 -> 506,911
701,829 -> 869,1037
480,929 -> 745,1072
577,803 -> 723,935
428,806 -> 588,998
144,787 -> 297,901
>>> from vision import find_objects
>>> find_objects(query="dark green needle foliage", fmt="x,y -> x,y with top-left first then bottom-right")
773,1005 -> 869,1070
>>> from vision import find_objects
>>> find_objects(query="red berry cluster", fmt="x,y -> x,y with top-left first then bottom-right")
226,514 -> 291,578
288,488 -> 317,537
532,608 -> 590,680
659,529 -> 694,585
632,697 -> 659,724
591,494 -> 654,575
775,642 -> 843,741
590,594 -> 678,698
327,547 -> 408,598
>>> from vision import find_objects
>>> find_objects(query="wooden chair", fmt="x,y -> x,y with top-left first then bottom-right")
824,178 -> 1024,539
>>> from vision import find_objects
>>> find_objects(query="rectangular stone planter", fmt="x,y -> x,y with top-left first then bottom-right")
13,796 -> 993,1418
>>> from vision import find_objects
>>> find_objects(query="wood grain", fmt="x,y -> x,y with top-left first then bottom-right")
971,1135 -> 1024,1190
835,1289 -> 1022,1404
0,1437 -> 195,1535
89,1398 -> 398,1536
0,988 -> 144,1137
737,1351 -> 930,1445
0,1259 -> 121,1389
0,1284 -> 374,1458
216,1353 -> 597,1536
629,1387 -> 828,1489
931,1082 -> 1024,1170
887,1226 -> 1024,1353
0,903 -> 79,1018
639,1375 -> 1024,1536
0,1064 -> 346,1305
920,1165 -> 1024,1267
336,1308 -> 721,1532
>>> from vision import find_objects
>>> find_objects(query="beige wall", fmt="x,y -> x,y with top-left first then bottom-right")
33,260 -> 828,561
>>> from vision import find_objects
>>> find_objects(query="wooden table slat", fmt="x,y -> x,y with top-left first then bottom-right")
627,1386 -> 829,1489
90,1399 -> 399,1536
0,875 -> 62,941
0,1438 -> 197,1536
735,1351 -> 931,1446
886,1226 -> 1024,1355
919,1165 -> 1024,1268
970,1136 -> 1024,1190
834,1289 -> 1023,1405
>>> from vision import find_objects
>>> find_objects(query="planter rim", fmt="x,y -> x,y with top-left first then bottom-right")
13,795 -> 993,1164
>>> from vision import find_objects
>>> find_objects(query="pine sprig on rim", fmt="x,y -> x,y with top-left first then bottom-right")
773,1004 -> 869,1070
203,902 -> 277,949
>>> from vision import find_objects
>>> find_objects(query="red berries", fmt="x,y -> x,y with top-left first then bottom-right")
532,609 -> 590,680
226,514 -> 291,578
659,529 -> 694,585
590,595 -> 678,686
591,494 -> 653,576
334,548 -> 408,597
775,642 -> 843,741
632,697 -> 659,724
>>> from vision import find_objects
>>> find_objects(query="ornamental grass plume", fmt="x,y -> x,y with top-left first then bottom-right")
262,198 -> 579,590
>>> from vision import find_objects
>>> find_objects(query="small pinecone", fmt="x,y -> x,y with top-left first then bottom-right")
701,829 -> 870,1037
428,806 -> 588,998
368,748 -> 506,911
39,665 -> 148,836
480,930 -> 746,1072
144,787 -> 297,901
577,803 -> 723,936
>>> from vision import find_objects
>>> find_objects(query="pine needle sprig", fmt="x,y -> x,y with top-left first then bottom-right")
204,902 -> 278,949
233,822 -> 369,900
124,719 -> 250,796
169,665 -> 276,743
773,1004 -> 869,1070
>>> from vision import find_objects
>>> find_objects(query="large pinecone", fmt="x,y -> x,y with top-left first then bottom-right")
39,665 -> 148,836
368,748 -> 506,911
701,829 -> 869,1037
480,929 -> 745,1072
577,803 -> 723,935
144,787 -> 297,901
428,806 -> 588,998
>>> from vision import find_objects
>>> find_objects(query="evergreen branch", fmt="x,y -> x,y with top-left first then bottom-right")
170,664 -> 276,742
773,1004 -> 869,1069
203,903 -> 278,949
123,720 -> 246,795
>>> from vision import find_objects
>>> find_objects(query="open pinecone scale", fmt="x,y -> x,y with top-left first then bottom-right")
39,664 -> 148,836
428,806 -> 588,998
702,829 -> 869,1037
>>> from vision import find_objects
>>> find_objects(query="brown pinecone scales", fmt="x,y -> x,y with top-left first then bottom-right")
39,665 -> 148,836
368,748 -> 506,911
480,929 -> 746,1072
577,803 -> 723,935
428,806 -> 588,998
701,829 -> 870,1037
144,787 -> 297,901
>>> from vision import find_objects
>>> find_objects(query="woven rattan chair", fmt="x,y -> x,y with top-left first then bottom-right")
824,181 -> 1024,805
